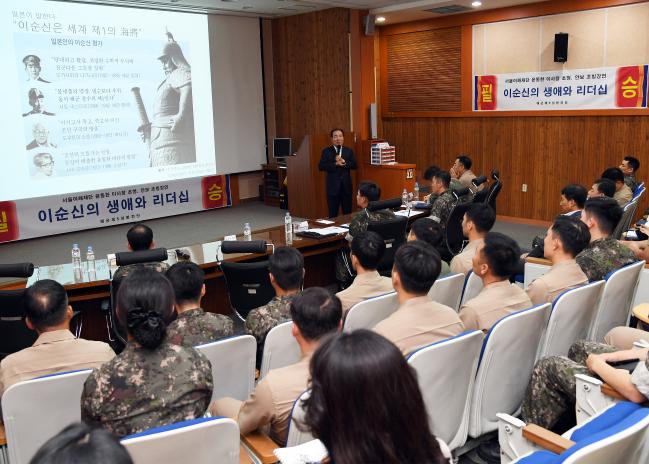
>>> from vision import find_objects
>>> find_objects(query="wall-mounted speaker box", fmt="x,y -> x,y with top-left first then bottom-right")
554,33 -> 568,62
363,14 -> 376,36
369,103 -> 378,139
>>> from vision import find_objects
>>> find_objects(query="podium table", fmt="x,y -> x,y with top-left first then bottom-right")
357,162 -> 417,200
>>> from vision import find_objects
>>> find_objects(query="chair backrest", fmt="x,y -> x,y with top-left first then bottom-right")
195,335 -> 256,402
460,271 -> 483,307
407,331 -> 484,450
109,278 -> 128,348
468,303 -> 552,438
115,248 -> 168,267
259,321 -> 301,379
219,260 -> 274,321
121,417 -> 240,464
486,180 -> 502,214
366,216 -> 408,275
538,281 -> 605,358
285,390 -> 314,447
2,369 -> 93,464
428,273 -> 465,311
0,289 -> 37,359
612,200 -> 638,240
343,291 -> 399,332
588,261 -> 644,342
445,202 -> 471,256
523,261 -> 551,290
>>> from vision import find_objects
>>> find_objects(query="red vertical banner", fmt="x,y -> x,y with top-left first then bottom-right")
0,202 -> 19,243
201,175 -> 230,209
475,75 -> 497,111
615,66 -> 646,108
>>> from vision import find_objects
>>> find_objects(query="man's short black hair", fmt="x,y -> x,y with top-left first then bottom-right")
351,231 -> 385,270
126,223 -> 153,251
393,241 -> 441,295
482,232 -> 520,279
24,279 -> 68,331
624,156 -> 640,172
269,246 -> 304,291
165,261 -> 204,304
433,170 -> 451,189
330,128 -> 344,137
601,167 -> 625,184
550,216 -> 591,257
290,287 -> 341,341
410,218 -> 443,248
594,178 -> 616,198
358,181 -> 381,202
465,203 -> 496,233
583,197 -> 623,236
457,155 -> 472,170
423,165 -> 441,181
561,184 -> 587,209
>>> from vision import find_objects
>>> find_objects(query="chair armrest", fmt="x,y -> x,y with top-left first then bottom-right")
525,257 -> 552,266
522,424 -> 575,454
601,383 -> 627,401
241,431 -> 278,464
0,423 -> 5,446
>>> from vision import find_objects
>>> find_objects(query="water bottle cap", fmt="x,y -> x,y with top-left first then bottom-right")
244,222 -> 250,226
73,243 -> 78,247
87,246 -> 93,251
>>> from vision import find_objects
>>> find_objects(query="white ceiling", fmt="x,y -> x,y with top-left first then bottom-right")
55,0 -> 542,21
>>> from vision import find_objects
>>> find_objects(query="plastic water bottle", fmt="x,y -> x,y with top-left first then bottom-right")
243,222 -> 252,241
86,246 -> 96,280
284,212 -> 293,245
71,243 -> 82,281
402,188 -> 409,207
413,182 -> 420,201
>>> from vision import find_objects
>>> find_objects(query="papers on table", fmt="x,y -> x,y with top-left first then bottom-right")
315,219 -> 335,225
394,209 -> 426,218
303,226 -> 348,236
273,439 -> 328,464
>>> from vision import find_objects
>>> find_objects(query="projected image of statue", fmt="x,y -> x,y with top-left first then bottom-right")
134,31 -> 196,167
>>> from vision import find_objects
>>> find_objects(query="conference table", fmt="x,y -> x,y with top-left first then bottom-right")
1,208 -> 428,343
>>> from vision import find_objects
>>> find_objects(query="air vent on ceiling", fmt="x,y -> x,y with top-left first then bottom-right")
425,5 -> 472,14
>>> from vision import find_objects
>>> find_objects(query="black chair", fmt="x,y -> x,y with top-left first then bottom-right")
367,197 -> 403,212
486,169 -> 502,214
218,240 -> 275,321
108,248 -> 169,349
445,202 -> 472,256
367,216 -> 408,276
0,263 -> 36,360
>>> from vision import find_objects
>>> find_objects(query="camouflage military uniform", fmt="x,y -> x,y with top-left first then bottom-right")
111,261 -> 170,282
521,340 -> 616,429
347,208 -> 396,240
426,179 -> 463,205
81,339 -> 213,437
166,307 -> 234,347
575,237 -> 636,282
624,174 -> 638,193
429,189 -> 457,235
245,294 -> 297,368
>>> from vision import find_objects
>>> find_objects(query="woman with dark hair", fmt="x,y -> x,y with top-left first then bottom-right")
30,422 -> 132,464
81,269 -> 213,436
302,330 -> 450,464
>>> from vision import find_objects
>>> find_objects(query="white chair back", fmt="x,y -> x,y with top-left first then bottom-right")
632,265 -> 649,308
285,390 -> 314,447
538,281 -> 604,358
122,417 -> 239,464
196,335 -> 255,402
2,369 -> 92,464
428,273 -> 464,311
343,292 -> 399,332
523,261 -> 551,290
407,330 -> 484,450
259,321 -> 301,379
460,271 -> 483,307
468,303 -> 551,438
588,261 -> 644,342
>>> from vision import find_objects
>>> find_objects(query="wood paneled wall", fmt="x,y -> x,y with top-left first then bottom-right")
272,8 -> 350,140
383,116 -> 649,221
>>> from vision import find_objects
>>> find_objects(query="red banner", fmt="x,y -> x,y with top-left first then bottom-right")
616,66 -> 646,108
475,75 -> 497,111
0,202 -> 19,242
201,175 -> 230,209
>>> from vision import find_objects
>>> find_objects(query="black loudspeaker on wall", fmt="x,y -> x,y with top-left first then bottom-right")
554,33 -> 568,63
363,14 -> 376,36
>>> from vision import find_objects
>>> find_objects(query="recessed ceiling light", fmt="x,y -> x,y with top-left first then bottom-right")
472,1 -> 482,6
375,16 -> 386,23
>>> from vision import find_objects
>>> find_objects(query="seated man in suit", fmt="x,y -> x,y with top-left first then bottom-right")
459,232 -> 532,332
587,178 -> 616,199
450,203 -> 495,275
165,261 -> 233,346
407,218 -> 451,276
111,223 -> 168,281
245,247 -> 304,367
373,241 -> 464,356
620,156 -> 640,193
213,287 -> 342,445
576,197 -> 636,281
0,280 -> 114,399
336,231 -> 394,315
602,167 -> 633,207
526,216 -> 590,305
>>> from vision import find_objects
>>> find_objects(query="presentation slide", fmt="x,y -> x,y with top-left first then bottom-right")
0,0 -> 216,201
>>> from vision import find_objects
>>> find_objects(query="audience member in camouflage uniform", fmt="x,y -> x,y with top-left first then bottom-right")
521,339 -> 649,430
111,223 -> 169,281
620,156 -> 640,192
428,170 -> 457,237
165,261 -> 233,347
346,181 -> 395,241
245,247 -> 304,367
424,165 -> 462,205
81,269 -> 213,437
575,197 -> 636,281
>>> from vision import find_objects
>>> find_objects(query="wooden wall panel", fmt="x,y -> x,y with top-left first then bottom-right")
272,8 -> 350,140
382,116 -> 649,221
